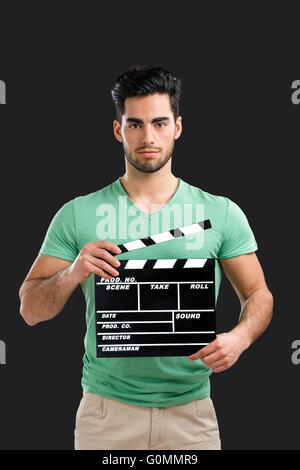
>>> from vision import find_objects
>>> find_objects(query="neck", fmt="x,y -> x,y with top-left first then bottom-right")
120,162 -> 178,200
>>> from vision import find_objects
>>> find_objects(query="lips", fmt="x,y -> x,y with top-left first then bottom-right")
138,150 -> 159,157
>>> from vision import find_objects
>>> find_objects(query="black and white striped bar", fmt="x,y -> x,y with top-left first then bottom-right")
95,258 -> 216,358
117,219 -> 211,253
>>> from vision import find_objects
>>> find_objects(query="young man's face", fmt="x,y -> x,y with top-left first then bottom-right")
113,93 -> 182,174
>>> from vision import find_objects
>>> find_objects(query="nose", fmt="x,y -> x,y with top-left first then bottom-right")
141,124 -> 155,146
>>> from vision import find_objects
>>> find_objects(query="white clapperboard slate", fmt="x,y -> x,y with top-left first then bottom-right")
94,219 -> 216,357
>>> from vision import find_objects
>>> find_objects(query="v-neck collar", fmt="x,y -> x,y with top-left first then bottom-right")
116,176 -> 183,219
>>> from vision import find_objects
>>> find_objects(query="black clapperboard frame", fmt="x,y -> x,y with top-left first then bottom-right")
94,219 -> 216,357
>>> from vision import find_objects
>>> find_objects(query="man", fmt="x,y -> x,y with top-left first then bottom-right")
19,65 -> 273,450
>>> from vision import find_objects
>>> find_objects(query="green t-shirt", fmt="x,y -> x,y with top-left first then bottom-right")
39,177 -> 258,407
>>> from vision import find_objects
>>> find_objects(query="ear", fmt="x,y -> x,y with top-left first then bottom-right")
113,119 -> 123,143
174,115 -> 182,140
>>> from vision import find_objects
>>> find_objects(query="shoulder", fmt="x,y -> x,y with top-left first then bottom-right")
71,179 -> 118,207
182,179 -> 231,212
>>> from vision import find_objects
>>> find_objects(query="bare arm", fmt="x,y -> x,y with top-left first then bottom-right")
19,241 -> 122,326
188,253 -> 274,371
19,256 -> 77,326
218,253 -> 273,346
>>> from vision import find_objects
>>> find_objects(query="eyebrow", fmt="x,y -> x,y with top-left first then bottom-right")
126,116 -> 170,124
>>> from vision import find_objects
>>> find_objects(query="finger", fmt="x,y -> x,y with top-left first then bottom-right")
188,341 -> 218,361
86,260 -> 114,280
90,246 -> 121,268
196,334 -> 226,360
205,357 -> 227,369
86,253 -> 119,278
95,240 -> 122,254
212,364 -> 228,373
188,348 -> 209,361
199,339 -> 220,357
200,351 -> 222,367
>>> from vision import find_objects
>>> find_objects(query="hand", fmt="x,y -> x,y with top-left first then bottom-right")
187,331 -> 250,373
67,241 -> 122,284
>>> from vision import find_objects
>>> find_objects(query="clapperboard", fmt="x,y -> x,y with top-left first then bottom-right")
95,219 -> 216,357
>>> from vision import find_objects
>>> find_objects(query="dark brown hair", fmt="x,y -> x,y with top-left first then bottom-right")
111,64 -> 182,123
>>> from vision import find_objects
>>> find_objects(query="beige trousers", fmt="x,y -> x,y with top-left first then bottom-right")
74,391 -> 221,450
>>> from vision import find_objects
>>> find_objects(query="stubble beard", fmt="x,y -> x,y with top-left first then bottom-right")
123,140 -> 175,174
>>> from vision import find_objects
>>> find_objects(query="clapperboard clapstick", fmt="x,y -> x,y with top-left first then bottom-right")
117,219 -> 211,253
95,219 -> 216,358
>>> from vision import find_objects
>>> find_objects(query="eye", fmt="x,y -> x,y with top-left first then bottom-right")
129,122 -> 167,129
129,123 -> 141,129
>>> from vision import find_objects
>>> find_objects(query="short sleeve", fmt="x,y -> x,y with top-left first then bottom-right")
38,200 -> 79,262
218,198 -> 258,259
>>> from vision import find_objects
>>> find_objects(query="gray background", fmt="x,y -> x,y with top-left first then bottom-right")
0,5 -> 299,450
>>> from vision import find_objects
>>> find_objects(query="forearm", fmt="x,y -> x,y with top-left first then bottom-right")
231,287 -> 274,349
19,266 -> 79,326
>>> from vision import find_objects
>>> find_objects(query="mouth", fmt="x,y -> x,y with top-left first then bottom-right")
138,151 -> 160,158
